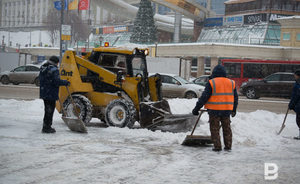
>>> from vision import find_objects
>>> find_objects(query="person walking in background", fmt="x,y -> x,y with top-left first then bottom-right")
192,65 -> 238,151
39,56 -> 69,133
288,70 -> 300,140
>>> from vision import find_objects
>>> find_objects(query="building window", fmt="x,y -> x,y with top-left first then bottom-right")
297,33 -> 300,41
283,33 -> 291,41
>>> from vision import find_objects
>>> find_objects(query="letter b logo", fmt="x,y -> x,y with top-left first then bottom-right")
264,163 -> 278,180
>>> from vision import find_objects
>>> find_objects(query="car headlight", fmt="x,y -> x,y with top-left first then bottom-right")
241,82 -> 247,88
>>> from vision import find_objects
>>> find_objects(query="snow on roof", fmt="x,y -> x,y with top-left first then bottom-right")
149,42 -> 300,50
276,16 -> 300,20
224,0 -> 255,4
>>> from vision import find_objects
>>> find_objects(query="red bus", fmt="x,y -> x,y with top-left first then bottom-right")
221,59 -> 300,89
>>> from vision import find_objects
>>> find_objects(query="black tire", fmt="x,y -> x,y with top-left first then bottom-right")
1,75 -> 10,85
63,94 -> 93,124
105,99 -> 136,128
13,82 -> 19,85
245,87 -> 259,99
34,78 -> 40,86
185,91 -> 197,99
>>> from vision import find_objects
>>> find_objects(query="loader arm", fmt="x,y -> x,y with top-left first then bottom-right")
74,54 -> 121,88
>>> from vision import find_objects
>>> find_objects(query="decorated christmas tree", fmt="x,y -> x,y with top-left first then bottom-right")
130,0 -> 157,44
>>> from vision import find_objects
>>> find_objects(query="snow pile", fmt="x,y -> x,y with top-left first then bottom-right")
0,99 -> 300,184
168,98 -> 298,146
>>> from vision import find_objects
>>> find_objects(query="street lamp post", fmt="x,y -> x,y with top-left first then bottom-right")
99,36 -> 103,47
60,0 -> 65,62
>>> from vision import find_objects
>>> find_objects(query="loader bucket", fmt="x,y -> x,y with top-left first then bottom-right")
139,100 -> 197,133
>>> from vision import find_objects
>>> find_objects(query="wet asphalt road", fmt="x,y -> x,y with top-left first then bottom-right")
0,84 -> 291,114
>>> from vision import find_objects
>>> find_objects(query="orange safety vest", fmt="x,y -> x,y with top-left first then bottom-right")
205,77 -> 235,111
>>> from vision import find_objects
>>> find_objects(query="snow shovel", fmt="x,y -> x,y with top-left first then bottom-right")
58,86 -> 87,133
181,109 -> 212,146
277,107 -> 289,135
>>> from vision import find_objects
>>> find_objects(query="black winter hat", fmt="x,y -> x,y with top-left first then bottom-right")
294,69 -> 300,76
211,65 -> 227,78
49,56 -> 59,64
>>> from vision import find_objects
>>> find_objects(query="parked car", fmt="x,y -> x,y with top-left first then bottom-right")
240,72 -> 295,99
192,75 -> 210,86
0,64 -> 40,86
151,73 -> 205,99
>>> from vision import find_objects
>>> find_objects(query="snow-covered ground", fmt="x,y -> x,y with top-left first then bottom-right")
0,98 -> 299,184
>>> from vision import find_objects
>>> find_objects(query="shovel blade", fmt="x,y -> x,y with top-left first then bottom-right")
277,124 -> 286,135
62,116 -> 87,133
151,114 -> 198,133
182,135 -> 212,146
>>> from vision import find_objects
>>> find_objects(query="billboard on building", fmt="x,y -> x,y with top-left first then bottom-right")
94,25 -> 130,35
103,26 -> 114,34
269,14 -> 292,22
204,17 -> 223,27
114,26 -> 128,33
223,15 -> 243,26
244,13 -> 267,24
164,0 -> 200,16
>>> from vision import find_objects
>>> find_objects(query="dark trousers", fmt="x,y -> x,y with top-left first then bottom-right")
209,115 -> 232,149
296,113 -> 300,129
43,99 -> 56,130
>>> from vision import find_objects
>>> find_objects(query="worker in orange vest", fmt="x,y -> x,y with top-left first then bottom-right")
192,65 -> 238,151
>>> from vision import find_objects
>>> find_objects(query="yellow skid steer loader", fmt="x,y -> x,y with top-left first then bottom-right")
56,46 -> 196,132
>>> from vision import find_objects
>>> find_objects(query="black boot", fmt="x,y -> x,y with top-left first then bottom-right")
42,99 -> 56,133
212,148 -> 222,152
224,147 -> 232,151
42,127 -> 56,133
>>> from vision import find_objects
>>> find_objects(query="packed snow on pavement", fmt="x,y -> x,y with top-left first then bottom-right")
0,98 -> 299,184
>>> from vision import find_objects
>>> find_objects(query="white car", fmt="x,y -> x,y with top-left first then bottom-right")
151,73 -> 204,99
0,64 -> 41,86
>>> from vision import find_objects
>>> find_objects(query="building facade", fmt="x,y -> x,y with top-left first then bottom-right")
0,0 -> 122,30
1,0 -> 53,29
277,16 -> 300,47
225,0 -> 300,16
196,0 -> 227,15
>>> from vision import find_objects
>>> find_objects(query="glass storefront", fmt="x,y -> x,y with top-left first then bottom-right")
198,23 -> 281,45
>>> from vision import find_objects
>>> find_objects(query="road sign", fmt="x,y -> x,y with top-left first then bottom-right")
62,25 -> 71,40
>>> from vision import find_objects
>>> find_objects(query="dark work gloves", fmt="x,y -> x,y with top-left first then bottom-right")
231,111 -> 236,117
192,108 -> 200,116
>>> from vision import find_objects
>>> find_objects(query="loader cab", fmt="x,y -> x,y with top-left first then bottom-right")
88,47 -> 148,78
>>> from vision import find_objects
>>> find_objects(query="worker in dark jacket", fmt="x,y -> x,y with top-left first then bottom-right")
39,56 -> 69,133
288,70 -> 300,140
192,65 -> 238,151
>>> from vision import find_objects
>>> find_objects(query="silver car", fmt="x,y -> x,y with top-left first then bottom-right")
0,64 -> 40,86
192,75 -> 210,87
153,73 -> 204,99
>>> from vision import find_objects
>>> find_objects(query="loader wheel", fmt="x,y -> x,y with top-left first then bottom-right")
63,94 -> 93,124
105,99 -> 136,128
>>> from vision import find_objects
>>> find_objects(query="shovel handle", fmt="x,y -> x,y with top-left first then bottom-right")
58,98 -> 67,117
190,109 -> 207,136
277,107 -> 289,135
